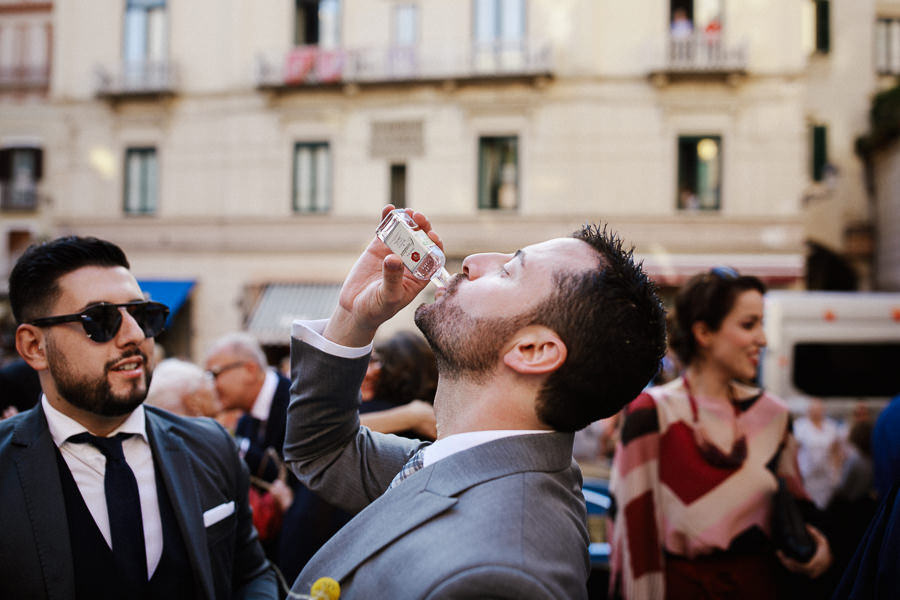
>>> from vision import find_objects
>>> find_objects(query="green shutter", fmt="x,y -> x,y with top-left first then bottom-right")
812,125 -> 827,182
816,1 -> 830,54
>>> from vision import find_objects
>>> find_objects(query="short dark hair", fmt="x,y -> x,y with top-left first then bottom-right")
9,236 -> 130,324
532,224 -> 667,432
669,269 -> 767,365
373,330 -> 438,405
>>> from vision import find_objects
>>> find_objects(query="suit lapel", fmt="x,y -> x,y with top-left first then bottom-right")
298,432 -> 576,590
299,483 -> 457,586
12,406 -> 75,600
146,413 -> 215,600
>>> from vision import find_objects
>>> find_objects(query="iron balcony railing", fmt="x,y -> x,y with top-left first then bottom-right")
0,64 -> 51,91
0,183 -> 39,211
255,40 -> 553,88
95,60 -> 178,97
666,32 -> 747,72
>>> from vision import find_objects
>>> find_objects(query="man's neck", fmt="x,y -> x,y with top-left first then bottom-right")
432,373 -> 549,439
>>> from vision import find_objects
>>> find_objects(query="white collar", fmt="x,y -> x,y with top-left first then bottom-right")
250,369 -> 278,421
42,395 -> 148,446
423,429 -> 549,467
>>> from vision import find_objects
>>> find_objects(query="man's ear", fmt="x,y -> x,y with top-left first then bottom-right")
503,325 -> 567,375
15,324 -> 49,371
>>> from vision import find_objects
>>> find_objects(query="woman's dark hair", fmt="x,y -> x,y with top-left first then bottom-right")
373,331 -> 438,405
9,236 -> 130,324
669,267 -> 767,365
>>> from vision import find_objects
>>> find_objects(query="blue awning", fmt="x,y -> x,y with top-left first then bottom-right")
138,279 -> 195,327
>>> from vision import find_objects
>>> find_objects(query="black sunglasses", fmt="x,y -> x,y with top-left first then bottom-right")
27,300 -> 170,343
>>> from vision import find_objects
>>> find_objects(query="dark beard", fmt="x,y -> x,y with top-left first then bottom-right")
46,342 -> 150,417
415,298 -> 533,381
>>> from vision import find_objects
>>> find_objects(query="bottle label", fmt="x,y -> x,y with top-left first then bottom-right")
383,223 -> 434,272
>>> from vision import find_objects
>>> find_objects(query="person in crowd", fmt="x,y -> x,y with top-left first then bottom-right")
794,397 -> 842,509
671,7 -> 694,39
145,357 -> 221,418
824,419 -> 877,581
834,401 -> 900,596
872,392 -> 900,499
284,206 -> 667,598
358,330 -> 438,440
0,236 -> 275,599
204,331 -> 347,586
0,356 -> 41,418
610,267 -> 831,599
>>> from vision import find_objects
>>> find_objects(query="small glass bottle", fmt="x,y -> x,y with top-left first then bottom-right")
376,209 -> 452,287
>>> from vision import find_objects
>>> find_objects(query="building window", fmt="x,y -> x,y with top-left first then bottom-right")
473,0 -> 525,70
124,0 -> 167,63
478,136 -> 518,210
295,0 -> 341,49
0,147 -> 42,211
677,136 -> 721,211
394,4 -> 418,47
802,0 -> 830,55
124,147 -> 158,215
390,163 -> 407,208
0,19 -> 51,90
293,142 -> 331,213
875,18 -> 900,75
811,125 -> 827,182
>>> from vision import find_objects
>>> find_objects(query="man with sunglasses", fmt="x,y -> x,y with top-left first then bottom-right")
0,236 -> 277,599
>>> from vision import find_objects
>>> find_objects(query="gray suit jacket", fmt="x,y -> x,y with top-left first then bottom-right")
285,338 -> 590,599
0,403 -> 277,600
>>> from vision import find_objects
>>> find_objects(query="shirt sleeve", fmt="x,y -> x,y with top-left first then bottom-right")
291,319 -> 372,359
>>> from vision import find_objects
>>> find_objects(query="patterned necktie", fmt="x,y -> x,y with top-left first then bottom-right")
387,448 -> 426,490
69,431 -> 148,584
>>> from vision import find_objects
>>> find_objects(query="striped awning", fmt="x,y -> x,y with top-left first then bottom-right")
246,283 -> 341,345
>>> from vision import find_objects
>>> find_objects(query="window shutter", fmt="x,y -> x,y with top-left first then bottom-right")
816,1 -> 830,54
812,125 -> 827,182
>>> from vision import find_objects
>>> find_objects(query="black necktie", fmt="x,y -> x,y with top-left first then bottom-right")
69,431 -> 148,584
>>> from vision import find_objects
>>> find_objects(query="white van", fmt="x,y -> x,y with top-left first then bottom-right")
761,291 -> 900,415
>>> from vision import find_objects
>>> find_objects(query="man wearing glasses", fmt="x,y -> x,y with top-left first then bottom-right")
0,236 -> 276,599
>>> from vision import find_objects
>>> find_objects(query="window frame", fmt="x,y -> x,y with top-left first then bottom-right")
676,135 -> 722,212
292,141 -> 332,214
477,135 -> 519,211
123,146 -> 158,216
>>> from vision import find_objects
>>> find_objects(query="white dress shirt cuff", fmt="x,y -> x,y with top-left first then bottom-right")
292,319 -> 373,359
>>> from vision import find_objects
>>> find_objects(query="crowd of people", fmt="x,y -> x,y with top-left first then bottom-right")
0,207 -> 899,598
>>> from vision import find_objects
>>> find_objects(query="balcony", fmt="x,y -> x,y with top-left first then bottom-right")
0,64 -> 50,93
255,41 -> 553,91
651,32 -> 747,83
0,183 -> 40,212
95,60 -> 178,100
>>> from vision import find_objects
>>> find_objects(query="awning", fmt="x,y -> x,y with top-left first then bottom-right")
247,283 -> 342,345
138,279 -> 195,327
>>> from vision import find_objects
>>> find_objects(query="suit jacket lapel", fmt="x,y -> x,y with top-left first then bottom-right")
12,406 -> 75,600
300,482 -> 457,586
146,413 -> 215,600
298,432 -> 576,590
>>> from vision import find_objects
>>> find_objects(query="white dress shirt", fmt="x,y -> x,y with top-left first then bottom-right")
292,319 -> 550,467
43,396 -> 163,576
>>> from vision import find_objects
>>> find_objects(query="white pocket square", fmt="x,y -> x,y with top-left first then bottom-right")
203,501 -> 235,527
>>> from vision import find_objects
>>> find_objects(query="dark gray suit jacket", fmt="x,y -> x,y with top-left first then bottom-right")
0,403 -> 277,600
285,338 -> 590,599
